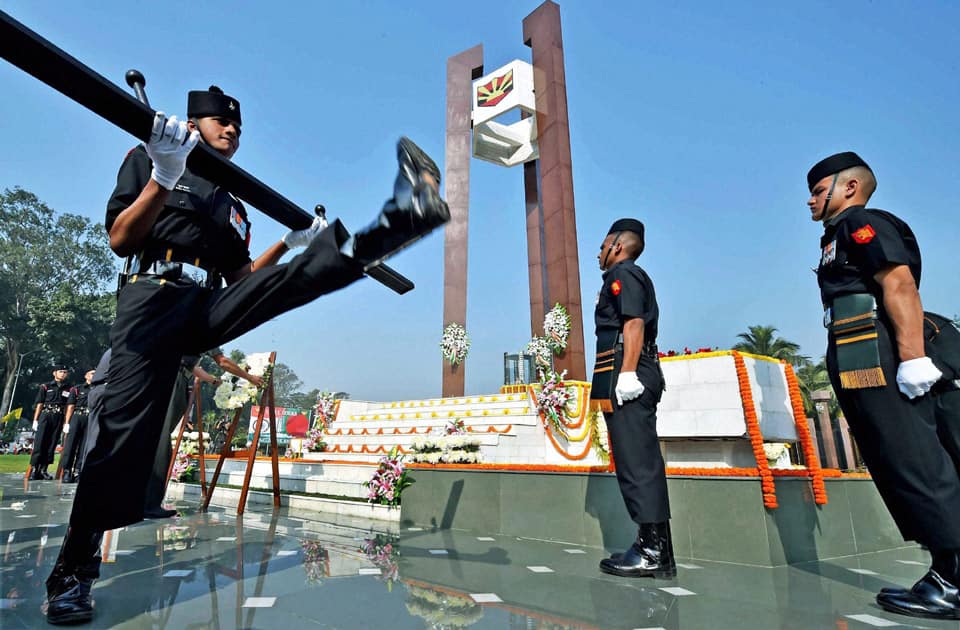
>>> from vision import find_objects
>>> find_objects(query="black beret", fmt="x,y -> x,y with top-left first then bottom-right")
607,218 -> 645,239
807,152 -> 871,191
187,85 -> 241,126
51,363 -> 69,371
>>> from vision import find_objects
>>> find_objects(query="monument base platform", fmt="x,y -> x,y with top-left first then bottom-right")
400,469 -> 903,567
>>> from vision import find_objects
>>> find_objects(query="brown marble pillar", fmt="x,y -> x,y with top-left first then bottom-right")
812,390 -> 840,469
523,1 -> 586,380
442,45 -> 483,397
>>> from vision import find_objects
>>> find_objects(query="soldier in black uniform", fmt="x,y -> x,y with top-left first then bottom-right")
29,364 -> 71,480
808,152 -> 960,619
590,219 -> 674,579
59,369 -> 96,483
43,86 -> 448,625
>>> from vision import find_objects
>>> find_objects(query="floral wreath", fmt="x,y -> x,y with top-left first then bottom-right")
440,322 -> 470,366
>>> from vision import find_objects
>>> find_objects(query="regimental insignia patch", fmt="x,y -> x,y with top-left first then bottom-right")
611,279 -> 622,296
821,240 -> 837,266
852,224 -> 876,244
229,206 -> 248,241
477,69 -> 514,108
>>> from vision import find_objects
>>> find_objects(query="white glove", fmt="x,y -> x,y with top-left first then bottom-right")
282,215 -> 327,249
896,357 -> 943,399
32,420 -> 38,431
144,112 -> 200,190
62,423 -> 70,435
615,372 -> 645,406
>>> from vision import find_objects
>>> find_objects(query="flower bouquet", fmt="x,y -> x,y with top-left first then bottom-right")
544,303 -> 571,352
440,323 -> 470,366
314,390 -> 337,428
363,446 -> 414,506
535,369 -> 574,431
525,336 -> 554,369
303,427 -> 327,453
444,418 -> 466,436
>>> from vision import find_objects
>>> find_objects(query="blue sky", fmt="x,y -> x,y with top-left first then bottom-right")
2,1 -> 958,400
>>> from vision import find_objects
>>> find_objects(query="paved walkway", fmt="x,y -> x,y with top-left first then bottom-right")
0,474 -> 952,629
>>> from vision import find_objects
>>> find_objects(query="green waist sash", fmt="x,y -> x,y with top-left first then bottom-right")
828,293 -> 886,389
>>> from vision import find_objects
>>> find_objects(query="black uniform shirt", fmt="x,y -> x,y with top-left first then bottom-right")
105,145 -> 252,273
595,260 -> 660,382
35,380 -> 71,410
66,383 -> 91,409
817,205 -> 922,306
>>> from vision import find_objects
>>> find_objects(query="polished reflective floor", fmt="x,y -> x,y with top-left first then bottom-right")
1,474 -> 957,629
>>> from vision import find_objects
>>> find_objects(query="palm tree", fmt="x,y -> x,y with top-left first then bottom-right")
733,325 -> 804,364
794,357 -> 837,417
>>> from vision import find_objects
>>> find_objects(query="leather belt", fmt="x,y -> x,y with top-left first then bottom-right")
130,248 -> 216,286
614,334 -> 659,358
41,404 -> 65,411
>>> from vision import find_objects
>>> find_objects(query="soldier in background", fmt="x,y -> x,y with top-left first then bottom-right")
29,364 -> 71,481
59,369 -> 96,483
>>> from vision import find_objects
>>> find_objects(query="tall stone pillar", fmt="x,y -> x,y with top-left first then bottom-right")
442,45 -> 483,397
812,390 -> 840,469
522,1 -> 586,380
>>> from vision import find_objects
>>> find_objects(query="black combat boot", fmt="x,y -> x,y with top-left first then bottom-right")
61,470 -> 76,484
29,466 -> 45,481
347,137 -> 449,268
877,549 -> 960,619
43,526 -> 103,625
600,522 -> 677,579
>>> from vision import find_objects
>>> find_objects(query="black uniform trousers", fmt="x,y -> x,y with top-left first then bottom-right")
60,411 -> 90,474
144,367 -> 193,511
605,360 -> 670,525
934,389 -> 960,474
827,317 -> 960,549
31,410 -> 64,468
72,222 -> 362,531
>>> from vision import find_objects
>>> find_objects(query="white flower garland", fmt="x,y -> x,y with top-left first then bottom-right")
525,336 -> 554,368
440,323 -> 471,365
544,303 -> 571,352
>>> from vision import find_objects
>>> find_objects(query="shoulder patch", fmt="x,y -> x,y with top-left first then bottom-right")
852,224 -> 877,244
611,279 -> 622,296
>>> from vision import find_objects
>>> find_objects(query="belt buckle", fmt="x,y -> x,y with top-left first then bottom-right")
823,307 -> 832,329
179,262 -> 207,284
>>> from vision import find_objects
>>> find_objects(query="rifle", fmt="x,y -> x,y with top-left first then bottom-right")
0,11 -> 414,294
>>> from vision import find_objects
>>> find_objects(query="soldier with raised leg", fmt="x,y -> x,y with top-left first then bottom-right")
43,84 -> 449,624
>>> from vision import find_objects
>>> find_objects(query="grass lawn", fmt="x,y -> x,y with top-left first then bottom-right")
0,453 -> 60,474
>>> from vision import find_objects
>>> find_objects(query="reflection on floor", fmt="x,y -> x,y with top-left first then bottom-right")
0,474 -> 954,629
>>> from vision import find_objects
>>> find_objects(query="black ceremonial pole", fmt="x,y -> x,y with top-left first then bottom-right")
0,10 -> 414,294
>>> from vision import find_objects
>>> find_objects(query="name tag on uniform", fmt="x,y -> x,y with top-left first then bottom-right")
820,240 -> 837,266
229,207 -> 248,240
61,390 -> 70,398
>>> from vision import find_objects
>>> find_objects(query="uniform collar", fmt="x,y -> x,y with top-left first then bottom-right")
824,204 -> 866,228
602,258 -> 636,277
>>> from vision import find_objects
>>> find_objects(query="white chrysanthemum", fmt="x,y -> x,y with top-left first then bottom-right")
543,303 -> 571,352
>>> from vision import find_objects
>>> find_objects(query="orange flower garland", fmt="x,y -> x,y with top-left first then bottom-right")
528,382 -> 601,461
782,361 -> 829,504
732,351 -> 779,508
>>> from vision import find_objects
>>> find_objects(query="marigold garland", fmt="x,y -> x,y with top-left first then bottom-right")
782,361 -> 829,505
528,381 -> 608,462
732,351 -> 779,508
